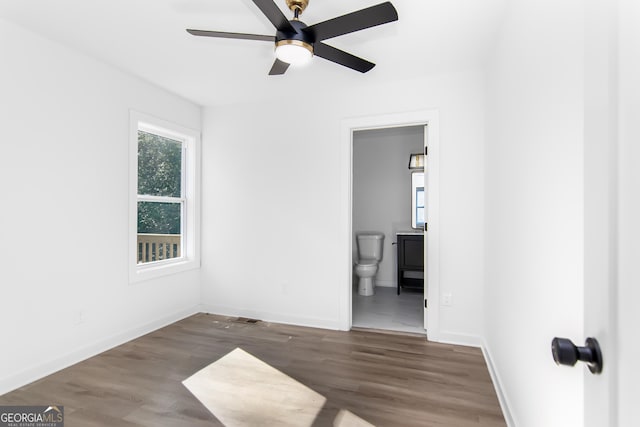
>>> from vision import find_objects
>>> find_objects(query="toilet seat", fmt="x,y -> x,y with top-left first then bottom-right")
356,257 -> 377,266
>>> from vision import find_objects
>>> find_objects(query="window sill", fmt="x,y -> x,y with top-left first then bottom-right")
129,257 -> 200,284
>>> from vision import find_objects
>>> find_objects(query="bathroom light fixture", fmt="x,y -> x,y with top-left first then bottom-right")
408,153 -> 425,170
275,40 -> 313,66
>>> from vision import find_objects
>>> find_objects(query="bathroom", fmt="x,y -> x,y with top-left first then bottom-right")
352,125 -> 426,334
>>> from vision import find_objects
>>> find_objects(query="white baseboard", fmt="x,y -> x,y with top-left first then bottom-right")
481,341 -> 516,427
201,304 -> 343,331
0,305 -> 201,396
433,331 -> 483,348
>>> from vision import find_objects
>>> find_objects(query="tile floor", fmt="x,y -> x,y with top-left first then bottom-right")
352,286 -> 425,334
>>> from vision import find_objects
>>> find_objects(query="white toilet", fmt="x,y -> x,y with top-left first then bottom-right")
354,232 -> 385,296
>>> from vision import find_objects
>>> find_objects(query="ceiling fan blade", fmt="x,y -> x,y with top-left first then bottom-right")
303,2 -> 397,42
268,59 -> 290,75
313,42 -> 375,73
186,29 -> 275,42
252,0 -> 295,32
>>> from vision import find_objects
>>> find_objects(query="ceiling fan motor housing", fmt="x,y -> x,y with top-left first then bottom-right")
275,19 -> 314,53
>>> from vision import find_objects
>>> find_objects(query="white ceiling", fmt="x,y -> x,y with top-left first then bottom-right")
0,0 -> 507,107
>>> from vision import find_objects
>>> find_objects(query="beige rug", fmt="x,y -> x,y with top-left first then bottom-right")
183,347 -> 327,426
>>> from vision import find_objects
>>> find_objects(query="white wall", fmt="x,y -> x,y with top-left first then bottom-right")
352,126 -> 424,287
484,1 -> 584,426
0,18 -> 202,394
201,69 -> 485,343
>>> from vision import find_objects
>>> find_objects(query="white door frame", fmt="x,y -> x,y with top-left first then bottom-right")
339,110 -> 441,341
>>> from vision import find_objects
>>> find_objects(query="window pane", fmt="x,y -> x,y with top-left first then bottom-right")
416,207 -> 425,226
138,131 -> 182,197
138,201 -> 181,234
137,201 -> 182,264
416,187 -> 425,208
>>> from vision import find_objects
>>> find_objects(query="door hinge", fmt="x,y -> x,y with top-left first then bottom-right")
424,146 -> 428,156
424,299 -> 428,308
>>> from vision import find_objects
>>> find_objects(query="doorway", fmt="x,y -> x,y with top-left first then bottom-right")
339,110 -> 440,340
351,126 -> 425,334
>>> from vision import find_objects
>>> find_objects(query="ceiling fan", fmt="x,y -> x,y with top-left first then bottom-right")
186,0 -> 398,75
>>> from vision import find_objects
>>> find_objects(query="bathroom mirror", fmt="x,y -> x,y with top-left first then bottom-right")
411,171 -> 425,229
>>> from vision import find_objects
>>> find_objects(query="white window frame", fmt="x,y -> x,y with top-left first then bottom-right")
129,110 -> 201,283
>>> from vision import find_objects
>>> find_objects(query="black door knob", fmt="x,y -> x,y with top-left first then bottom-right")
551,337 -> 603,374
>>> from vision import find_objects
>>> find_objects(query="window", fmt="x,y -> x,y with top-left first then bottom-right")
137,130 -> 183,264
129,111 -> 200,282
415,186 -> 425,227
411,171 -> 425,229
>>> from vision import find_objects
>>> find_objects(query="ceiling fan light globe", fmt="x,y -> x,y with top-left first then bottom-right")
275,40 -> 313,66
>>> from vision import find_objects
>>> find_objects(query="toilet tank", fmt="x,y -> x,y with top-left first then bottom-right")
356,232 -> 385,261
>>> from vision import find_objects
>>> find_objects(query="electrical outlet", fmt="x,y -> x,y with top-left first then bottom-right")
442,293 -> 453,307
73,310 -> 86,325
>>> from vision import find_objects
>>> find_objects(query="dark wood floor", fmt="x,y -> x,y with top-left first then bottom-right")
0,314 -> 506,426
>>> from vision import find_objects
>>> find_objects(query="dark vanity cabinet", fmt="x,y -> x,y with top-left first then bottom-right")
396,233 -> 424,294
